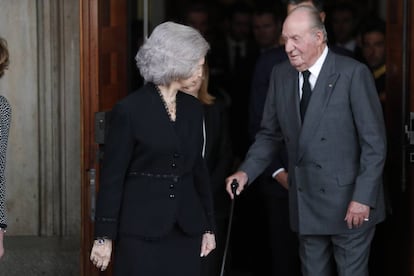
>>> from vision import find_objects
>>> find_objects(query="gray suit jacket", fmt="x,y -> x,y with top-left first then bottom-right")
241,50 -> 386,235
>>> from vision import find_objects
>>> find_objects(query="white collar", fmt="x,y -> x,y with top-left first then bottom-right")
298,46 -> 328,93
307,46 -> 328,79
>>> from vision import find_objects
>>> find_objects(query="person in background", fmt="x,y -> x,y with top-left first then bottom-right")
183,2 -> 211,41
0,37 -> 11,260
252,4 -> 282,52
182,2 -> 231,107
360,17 -> 389,276
182,63 -> 233,276
328,2 -> 362,60
90,22 -> 216,276
206,6 -> 258,273
228,6 -> 386,276
360,18 -> 386,105
209,2 -> 258,163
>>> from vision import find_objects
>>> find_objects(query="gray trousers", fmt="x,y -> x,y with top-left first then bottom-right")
299,226 -> 376,276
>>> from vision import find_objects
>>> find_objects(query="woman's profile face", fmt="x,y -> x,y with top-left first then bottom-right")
179,57 -> 205,93
181,77 -> 203,96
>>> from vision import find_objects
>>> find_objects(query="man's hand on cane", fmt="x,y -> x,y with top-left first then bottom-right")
225,171 -> 248,199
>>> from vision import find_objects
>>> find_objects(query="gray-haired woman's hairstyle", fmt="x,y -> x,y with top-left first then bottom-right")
135,21 -> 210,86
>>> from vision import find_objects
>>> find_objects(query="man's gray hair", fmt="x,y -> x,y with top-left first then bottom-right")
135,21 -> 210,85
285,0 -> 324,13
290,5 -> 327,42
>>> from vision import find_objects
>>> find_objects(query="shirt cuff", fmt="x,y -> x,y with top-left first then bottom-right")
272,168 -> 286,179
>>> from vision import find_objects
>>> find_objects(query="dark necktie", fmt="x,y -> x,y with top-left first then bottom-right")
300,70 -> 312,121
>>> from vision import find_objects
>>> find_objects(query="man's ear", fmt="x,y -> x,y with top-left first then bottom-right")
315,30 -> 324,44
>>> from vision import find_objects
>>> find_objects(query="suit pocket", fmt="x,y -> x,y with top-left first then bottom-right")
296,165 -> 334,191
336,169 -> 357,187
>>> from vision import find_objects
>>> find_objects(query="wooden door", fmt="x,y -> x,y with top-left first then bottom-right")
80,0 -> 128,275
386,0 -> 414,275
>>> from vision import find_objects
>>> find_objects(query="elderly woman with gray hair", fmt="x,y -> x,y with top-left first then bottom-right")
90,21 -> 216,275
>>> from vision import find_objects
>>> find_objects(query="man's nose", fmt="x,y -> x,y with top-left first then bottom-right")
285,40 -> 294,53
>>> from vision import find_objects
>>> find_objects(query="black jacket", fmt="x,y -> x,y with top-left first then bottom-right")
94,83 -> 215,239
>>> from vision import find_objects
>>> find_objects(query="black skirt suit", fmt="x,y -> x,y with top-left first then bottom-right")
94,83 -> 215,276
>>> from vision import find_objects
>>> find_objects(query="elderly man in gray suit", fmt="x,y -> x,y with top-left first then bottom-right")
226,5 -> 386,276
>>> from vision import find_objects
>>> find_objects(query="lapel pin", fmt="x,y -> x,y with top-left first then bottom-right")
328,84 -> 333,88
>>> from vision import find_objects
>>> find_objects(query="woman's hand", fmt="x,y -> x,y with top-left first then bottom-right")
200,232 -> 216,257
90,238 -> 112,271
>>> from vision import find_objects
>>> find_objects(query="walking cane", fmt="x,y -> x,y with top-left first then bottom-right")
219,179 -> 239,276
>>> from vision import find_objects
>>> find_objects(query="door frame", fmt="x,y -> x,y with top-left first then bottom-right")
80,0 -> 100,274
80,0 -> 128,274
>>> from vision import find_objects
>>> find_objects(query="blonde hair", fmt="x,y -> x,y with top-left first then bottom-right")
198,63 -> 215,105
0,38 -> 9,78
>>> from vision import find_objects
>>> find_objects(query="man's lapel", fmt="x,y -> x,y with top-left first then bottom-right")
297,51 -> 340,161
283,67 -> 302,136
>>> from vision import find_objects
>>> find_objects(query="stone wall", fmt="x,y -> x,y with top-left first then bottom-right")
0,0 -> 80,236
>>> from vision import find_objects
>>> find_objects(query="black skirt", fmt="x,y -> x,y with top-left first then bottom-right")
114,225 -> 202,276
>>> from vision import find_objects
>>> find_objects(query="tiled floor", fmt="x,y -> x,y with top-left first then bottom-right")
0,236 -> 79,276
